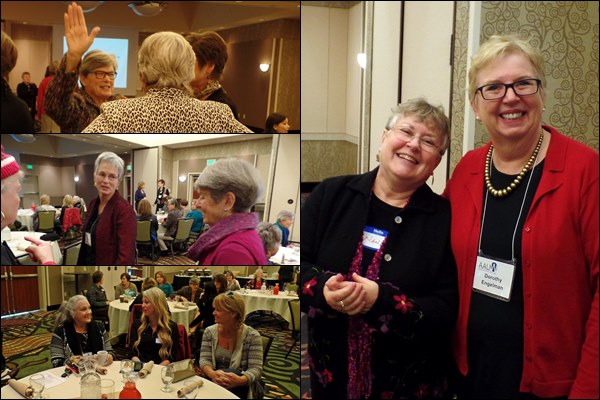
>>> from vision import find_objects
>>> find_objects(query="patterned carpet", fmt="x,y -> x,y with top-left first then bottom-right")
1,310 -> 300,399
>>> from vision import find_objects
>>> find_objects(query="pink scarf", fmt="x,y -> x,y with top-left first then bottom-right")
187,212 -> 258,262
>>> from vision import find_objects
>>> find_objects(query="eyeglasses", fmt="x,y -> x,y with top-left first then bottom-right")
96,172 -> 118,181
91,70 -> 117,80
388,127 -> 442,154
226,291 -> 235,297
477,78 -> 541,100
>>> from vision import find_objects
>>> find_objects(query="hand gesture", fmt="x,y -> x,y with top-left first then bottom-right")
64,2 -> 100,59
323,273 -> 366,315
24,236 -> 54,264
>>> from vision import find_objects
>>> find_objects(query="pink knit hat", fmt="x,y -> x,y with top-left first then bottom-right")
1,145 -> 20,180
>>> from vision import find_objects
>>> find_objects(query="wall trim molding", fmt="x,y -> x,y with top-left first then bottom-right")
301,133 -> 359,144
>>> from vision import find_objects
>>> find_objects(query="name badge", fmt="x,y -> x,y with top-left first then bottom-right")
155,337 -> 163,344
362,226 -> 388,251
472,254 -> 515,302
85,232 -> 92,246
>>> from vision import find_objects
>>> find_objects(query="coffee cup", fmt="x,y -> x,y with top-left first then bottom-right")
119,295 -> 125,303
97,350 -> 108,366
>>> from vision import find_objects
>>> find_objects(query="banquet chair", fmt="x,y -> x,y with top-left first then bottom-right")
285,283 -> 299,294
162,218 -> 194,256
63,242 -> 81,265
37,210 -> 56,233
136,220 -> 157,261
260,334 -> 274,364
126,304 -> 143,349
176,323 -> 192,361
286,299 -> 300,358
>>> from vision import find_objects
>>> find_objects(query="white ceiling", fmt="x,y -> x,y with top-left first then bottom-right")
1,1 -> 301,32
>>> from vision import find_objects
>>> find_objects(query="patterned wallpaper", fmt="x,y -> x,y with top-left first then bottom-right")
450,1 -> 599,175
301,140 -> 357,182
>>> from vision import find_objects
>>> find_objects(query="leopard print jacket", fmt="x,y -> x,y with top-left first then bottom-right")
82,87 -> 253,133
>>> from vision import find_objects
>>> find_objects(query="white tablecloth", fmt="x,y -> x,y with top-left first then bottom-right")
0,363 -> 239,399
16,209 -> 35,231
3,231 -> 62,265
269,245 -> 300,265
238,289 -> 298,328
108,299 -> 198,340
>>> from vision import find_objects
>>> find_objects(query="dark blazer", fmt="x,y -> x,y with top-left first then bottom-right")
206,88 -> 238,120
77,190 -> 136,265
300,167 -> 458,399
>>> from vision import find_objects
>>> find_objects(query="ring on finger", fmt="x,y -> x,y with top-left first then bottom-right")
339,300 -> 345,309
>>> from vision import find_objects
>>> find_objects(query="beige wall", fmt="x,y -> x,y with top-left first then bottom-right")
301,140 -> 357,182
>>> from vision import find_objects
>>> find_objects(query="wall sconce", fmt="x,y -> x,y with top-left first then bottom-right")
179,175 -> 187,183
128,1 -> 167,17
74,176 -> 80,183
259,63 -> 270,72
357,53 -> 367,69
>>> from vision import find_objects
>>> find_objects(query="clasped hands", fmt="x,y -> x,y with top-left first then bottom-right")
212,370 -> 244,389
323,273 -> 379,315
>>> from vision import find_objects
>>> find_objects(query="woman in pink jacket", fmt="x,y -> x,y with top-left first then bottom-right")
444,35 -> 598,399
187,158 -> 267,265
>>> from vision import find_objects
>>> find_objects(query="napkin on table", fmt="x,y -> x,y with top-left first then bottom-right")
176,379 -> 203,398
7,379 -> 33,398
138,361 -> 154,378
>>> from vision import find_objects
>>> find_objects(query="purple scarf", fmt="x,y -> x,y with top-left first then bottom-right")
187,212 -> 259,263
346,236 -> 387,399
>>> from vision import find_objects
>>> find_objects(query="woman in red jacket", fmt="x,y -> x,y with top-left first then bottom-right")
444,35 -> 598,399
77,152 -> 136,265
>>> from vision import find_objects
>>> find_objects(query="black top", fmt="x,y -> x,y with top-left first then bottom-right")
464,160 -> 544,399
129,319 -> 180,364
1,241 -> 21,265
82,207 -> 100,265
16,81 -> 38,112
207,88 -> 238,120
1,79 -> 34,133
300,168 -> 458,398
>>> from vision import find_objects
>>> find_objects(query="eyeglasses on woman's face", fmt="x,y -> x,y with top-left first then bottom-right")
387,127 -> 442,155
476,78 -> 541,100
90,70 -> 117,80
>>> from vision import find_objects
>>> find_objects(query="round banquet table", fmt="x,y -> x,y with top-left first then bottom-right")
0,363 -> 239,399
16,209 -> 35,231
238,289 -> 298,328
108,299 -> 198,340
2,231 -> 62,265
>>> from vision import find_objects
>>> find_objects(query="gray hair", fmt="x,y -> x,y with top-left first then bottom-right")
189,277 -> 200,285
276,210 -> 294,222
257,221 -> 282,255
94,152 -> 125,181
80,49 -> 118,87
138,31 -> 196,94
194,158 -> 263,213
1,170 -> 24,194
385,97 -> 451,156
54,295 -> 89,329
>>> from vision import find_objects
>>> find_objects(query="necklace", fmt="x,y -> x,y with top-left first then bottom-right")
485,131 -> 543,198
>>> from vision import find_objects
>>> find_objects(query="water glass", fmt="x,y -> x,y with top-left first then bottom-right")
161,365 -> 174,392
100,378 -> 115,399
29,374 -> 45,399
120,359 -> 134,382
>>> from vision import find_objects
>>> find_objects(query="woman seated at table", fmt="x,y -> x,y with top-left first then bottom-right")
173,277 -> 203,304
199,292 -> 263,399
129,287 -> 180,366
155,270 -> 174,298
213,274 -> 228,295
256,221 -> 282,263
157,198 -> 182,256
137,199 -> 158,257
115,272 -> 139,299
190,281 -> 218,332
246,268 -> 265,290
129,277 -> 157,312
32,194 -> 58,231
88,270 -> 109,320
225,271 -> 241,291
50,294 -> 114,368
186,199 -> 204,235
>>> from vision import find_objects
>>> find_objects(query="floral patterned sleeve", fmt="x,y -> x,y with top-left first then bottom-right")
44,55 -> 92,133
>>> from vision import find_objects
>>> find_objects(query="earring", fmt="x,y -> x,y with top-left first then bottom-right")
430,174 -> 435,185
475,115 -> 480,120
224,208 -> 228,212
543,107 -> 546,111
376,153 -> 380,162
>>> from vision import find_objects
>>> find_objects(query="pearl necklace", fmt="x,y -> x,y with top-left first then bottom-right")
485,131 -> 544,198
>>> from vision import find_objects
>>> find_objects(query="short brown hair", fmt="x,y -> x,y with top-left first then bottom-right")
185,31 -> 228,81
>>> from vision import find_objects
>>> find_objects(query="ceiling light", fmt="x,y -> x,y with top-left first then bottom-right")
63,1 -> 104,13
259,63 -> 270,72
128,1 -> 167,17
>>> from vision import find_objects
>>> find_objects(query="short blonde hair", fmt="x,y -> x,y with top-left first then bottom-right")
213,292 -> 246,327
40,194 -> 51,205
469,34 -> 546,103
138,31 -> 196,94
62,194 -> 74,208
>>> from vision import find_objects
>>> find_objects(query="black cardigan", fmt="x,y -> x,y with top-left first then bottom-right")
300,167 -> 458,398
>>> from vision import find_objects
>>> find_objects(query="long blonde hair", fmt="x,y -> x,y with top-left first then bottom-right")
133,287 -> 174,361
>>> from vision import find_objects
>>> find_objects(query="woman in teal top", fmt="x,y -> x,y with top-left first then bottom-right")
154,271 -> 174,298
186,200 -> 204,233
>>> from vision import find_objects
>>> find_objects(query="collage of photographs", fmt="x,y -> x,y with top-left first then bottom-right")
2,1 -> 599,399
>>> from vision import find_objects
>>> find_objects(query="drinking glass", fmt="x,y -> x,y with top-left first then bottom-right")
183,381 -> 200,399
161,365 -> 175,392
100,378 -> 115,399
174,295 -> 181,303
120,359 -> 134,382
29,374 -> 45,399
